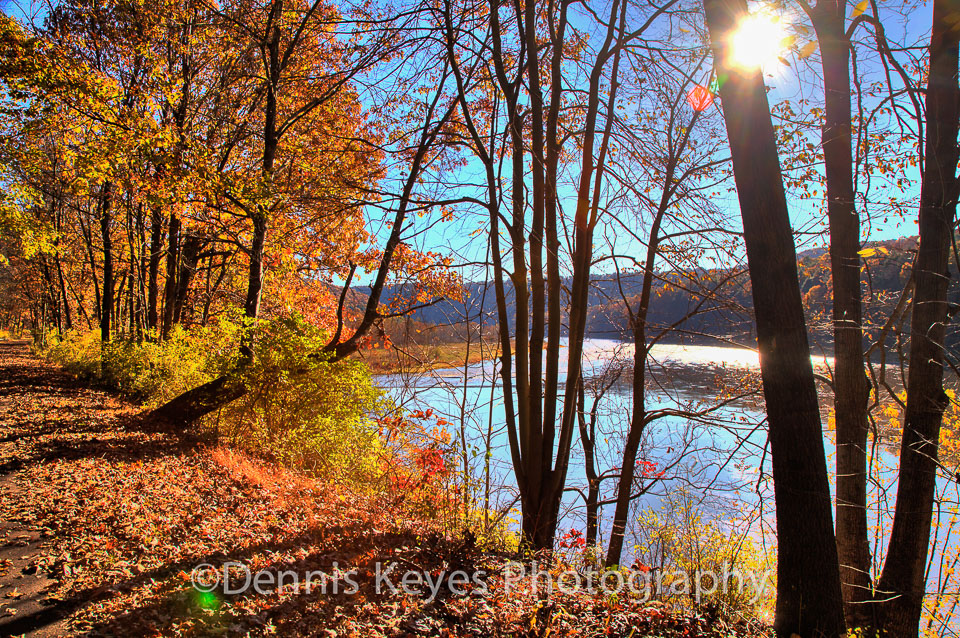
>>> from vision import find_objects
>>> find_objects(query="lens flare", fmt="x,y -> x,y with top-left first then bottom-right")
686,85 -> 715,112
194,590 -> 219,610
729,11 -> 787,72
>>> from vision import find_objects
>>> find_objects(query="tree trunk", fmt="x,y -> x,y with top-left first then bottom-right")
99,182 -> 113,343
577,381 -> 601,549
53,202 -> 73,332
128,200 -> 144,339
703,0 -> 846,634
173,234 -> 203,325
511,0 -> 627,552
77,208 -> 101,322
521,0 -> 548,549
38,257 -> 61,335
148,374 -> 246,426
243,210 -> 268,322
876,2 -> 959,634
605,104 -> 698,567
810,2 -> 873,627
55,254 -> 72,332
161,213 -> 180,340
65,268 -> 91,329
147,210 -> 164,333
114,268 -> 127,334
239,7 -> 280,357
127,268 -> 135,336
607,328 -> 645,566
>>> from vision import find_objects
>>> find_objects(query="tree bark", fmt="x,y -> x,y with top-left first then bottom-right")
521,0 -> 549,549
703,0 -> 846,634
809,1 -> 873,627
577,372 -> 621,551
147,206 -> 163,333
99,182 -> 114,343
547,0 -> 627,552
238,2 -> 281,359
114,268 -> 127,334
243,210 -> 268,323
38,256 -> 61,335
53,201 -> 73,332
577,381 -> 600,549
77,207 -> 101,322
55,254 -> 72,331
161,213 -> 180,340
172,234 -> 203,325
148,374 -> 246,426
876,2 -> 959,634
607,286 -> 648,566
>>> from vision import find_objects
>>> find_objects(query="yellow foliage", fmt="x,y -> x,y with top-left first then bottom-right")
632,488 -> 776,623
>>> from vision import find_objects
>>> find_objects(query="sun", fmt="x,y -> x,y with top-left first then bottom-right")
728,11 -> 787,72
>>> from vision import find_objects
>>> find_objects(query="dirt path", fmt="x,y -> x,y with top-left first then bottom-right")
0,340 -> 138,637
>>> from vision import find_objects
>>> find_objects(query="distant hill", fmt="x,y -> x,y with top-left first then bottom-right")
363,235 -> 960,355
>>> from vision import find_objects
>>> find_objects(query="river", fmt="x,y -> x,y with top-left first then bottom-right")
375,340 -> 819,536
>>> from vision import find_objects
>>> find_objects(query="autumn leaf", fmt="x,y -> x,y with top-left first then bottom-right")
799,41 -> 818,59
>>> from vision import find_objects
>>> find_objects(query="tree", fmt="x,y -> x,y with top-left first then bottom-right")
0,0 -> 454,421
702,0 -> 845,634
600,47 -> 738,567
875,2 -> 960,633
148,0 -> 459,424
790,0 -> 874,623
438,0 -> 687,549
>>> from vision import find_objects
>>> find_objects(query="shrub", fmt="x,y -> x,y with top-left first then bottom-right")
42,327 -> 101,380
632,487 -> 776,625
40,319 -> 242,406
213,315 -> 388,489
